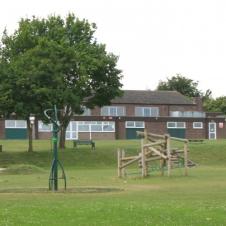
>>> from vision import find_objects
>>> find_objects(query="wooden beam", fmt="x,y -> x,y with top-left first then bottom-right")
171,137 -> 189,143
143,140 -> 165,148
121,156 -> 140,161
148,147 -> 167,159
120,155 -> 141,169
121,149 -> 125,177
117,149 -> 122,178
184,141 -> 188,176
166,134 -> 171,177
147,132 -> 165,139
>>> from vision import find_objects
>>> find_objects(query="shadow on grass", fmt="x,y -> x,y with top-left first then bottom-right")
0,187 -> 124,193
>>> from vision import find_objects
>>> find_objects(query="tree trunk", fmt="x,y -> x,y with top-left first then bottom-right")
59,125 -> 66,149
27,119 -> 33,152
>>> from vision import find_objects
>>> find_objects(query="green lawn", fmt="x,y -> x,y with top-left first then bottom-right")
0,139 -> 226,225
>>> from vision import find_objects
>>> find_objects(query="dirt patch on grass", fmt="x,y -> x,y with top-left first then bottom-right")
126,184 -> 161,191
1,164 -> 45,174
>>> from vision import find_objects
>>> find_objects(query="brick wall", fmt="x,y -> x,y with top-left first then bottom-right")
0,120 -> 5,139
145,122 -> 167,134
117,121 -> 126,139
38,132 -> 52,139
216,122 -> 226,139
185,122 -> 206,139
169,105 -> 200,112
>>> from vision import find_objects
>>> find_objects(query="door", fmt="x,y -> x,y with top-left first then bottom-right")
5,120 -> 27,139
66,121 -> 78,140
126,128 -> 144,139
209,122 -> 216,139
5,128 -> 27,139
167,129 -> 186,139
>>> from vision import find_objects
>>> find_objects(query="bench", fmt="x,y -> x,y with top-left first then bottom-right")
73,140 -> 95,150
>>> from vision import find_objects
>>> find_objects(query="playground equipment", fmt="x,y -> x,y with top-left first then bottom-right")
117,130 -> 195,178
44,105 -> 66,191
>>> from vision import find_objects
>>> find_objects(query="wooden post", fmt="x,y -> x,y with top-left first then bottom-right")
144,129 -> 148,144
144,129 -> 149,176
184,141 -> 188,176
165,134 -> 171,177
160,158 -> 164,176
121,149 -> 126,177
117,148 -> 122,178
141,140 -> 146,177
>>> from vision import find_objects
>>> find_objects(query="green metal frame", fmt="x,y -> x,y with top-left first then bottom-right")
44,105 -> 67,191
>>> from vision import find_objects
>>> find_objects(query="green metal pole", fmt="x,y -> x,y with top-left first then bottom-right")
52,105 -> 58,191
45,105 -> 66,191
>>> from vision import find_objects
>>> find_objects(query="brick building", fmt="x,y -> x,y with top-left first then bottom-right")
1,90 -> 226,140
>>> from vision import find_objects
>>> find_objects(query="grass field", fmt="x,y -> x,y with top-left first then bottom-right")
0,139 -> 226,225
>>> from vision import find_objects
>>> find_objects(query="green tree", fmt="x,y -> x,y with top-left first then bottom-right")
203,96 -> 226,114
157,74 -> 202,97
0,14 -> 122,150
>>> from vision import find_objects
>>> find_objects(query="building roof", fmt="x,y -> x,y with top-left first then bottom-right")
111,90 -> 194,105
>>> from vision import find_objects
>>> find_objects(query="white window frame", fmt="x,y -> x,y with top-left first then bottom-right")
66,121 -> 78,140
101,106 -> 125,116
193,122 -> 203,129
125,121 -> 145,128
135,107 -> 159,117
77,121 -> 115,132
167,122 -> 186,128
5,120 -> 27,128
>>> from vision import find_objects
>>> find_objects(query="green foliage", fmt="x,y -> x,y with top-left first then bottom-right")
157,74 -> 203,97
203,96 -> 226,114
0,14 -> 122,148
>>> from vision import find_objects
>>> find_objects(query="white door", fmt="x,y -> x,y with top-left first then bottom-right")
66,121 -> 78,140
209,122 -> 216,139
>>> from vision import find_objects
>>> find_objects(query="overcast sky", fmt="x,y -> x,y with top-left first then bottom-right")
0,0 -> 226,97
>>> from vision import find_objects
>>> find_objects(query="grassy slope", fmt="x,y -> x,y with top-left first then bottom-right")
0,139 -> 226,225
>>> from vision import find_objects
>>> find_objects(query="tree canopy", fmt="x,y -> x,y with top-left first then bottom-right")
0,14 -> 123,150
157,74 -> 203,97
203,96 -> 226,114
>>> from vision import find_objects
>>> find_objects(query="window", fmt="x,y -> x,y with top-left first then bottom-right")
101,106 -> 125,116
91,124 -> 102,132
126,121 -> 145,128
77,121 -> 115,132
5,120 -> 27,128
183,111 -> 193,117
193,112 -> 205,117
167,122 -> 186,128
135,107 -> 159,117
78,122 -> 90,132
170,111 -> 183,117
81,107 -> 91,116
170,111 -> 206,118
103,122 -> 115,131
193,122 -> 203,129
38,121 -> 52,132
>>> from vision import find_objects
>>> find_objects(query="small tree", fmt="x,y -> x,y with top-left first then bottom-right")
0,14 -> 122,150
